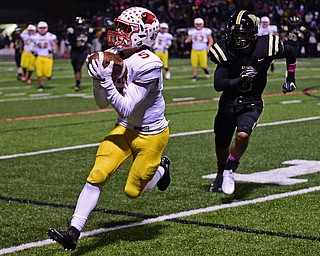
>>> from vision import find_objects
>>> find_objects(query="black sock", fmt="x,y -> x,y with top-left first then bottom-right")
225,159 -> 239,172
217,162 -> 225,174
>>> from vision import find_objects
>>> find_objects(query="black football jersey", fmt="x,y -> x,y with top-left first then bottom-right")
209,35 -> 289,99
68,27 -> 92,53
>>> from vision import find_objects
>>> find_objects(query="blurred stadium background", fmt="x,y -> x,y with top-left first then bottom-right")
0,0 -> 319,59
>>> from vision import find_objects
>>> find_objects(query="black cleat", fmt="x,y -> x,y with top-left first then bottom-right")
209,172 -> 223,192
157,156 -> 171,191
48,226 -> 80,251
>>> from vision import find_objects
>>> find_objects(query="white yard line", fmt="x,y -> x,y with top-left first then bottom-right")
1,116 -> 320,160
1,185 -> 319,255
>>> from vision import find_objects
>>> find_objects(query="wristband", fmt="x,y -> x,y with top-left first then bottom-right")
287,62 -> 296,73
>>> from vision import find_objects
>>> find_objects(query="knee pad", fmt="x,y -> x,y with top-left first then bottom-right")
87,168 -> 108,186
124,185 -> 142,199
237,125 -> 252,135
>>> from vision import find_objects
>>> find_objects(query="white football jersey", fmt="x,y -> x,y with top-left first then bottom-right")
258,25 -> 278,36
20,32 -> 35,53
32,32 -> 57,57
154,32 -> 173,53
188,27 -> 212,50
106,49 -> 168,134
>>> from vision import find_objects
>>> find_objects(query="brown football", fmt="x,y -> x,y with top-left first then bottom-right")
87,51 -> 125,81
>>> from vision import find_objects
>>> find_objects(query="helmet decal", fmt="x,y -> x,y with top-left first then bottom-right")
140,12 -> 157,25
235,10 -> 246,24
248,14 -> 259,27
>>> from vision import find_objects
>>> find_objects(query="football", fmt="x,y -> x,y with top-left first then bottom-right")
87,51 -> 126,81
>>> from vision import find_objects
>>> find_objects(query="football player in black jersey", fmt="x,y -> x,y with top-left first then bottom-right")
208,10 -> 297,195
9,26 -> 23,80
282,15 -> 303,57
67,17 -> 93,91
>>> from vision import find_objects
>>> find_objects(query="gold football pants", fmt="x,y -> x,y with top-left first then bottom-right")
87,125 -> 169,198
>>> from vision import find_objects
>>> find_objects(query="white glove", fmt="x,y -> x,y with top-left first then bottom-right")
282,72 -> 296,94
240,66 -> 258,82
87,55 -> 114,81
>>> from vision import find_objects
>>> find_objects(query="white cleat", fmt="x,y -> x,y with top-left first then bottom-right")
165,71 -> 171,80
222,170 -> 235,195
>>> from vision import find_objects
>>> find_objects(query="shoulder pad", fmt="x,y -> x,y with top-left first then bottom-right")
208,40 -> 228,64
254,35 -> 284,58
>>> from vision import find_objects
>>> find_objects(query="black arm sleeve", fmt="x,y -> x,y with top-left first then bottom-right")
276,44 -> 296,65
214,64 -> 242,92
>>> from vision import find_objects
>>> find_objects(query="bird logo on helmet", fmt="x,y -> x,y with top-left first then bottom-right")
226,10 -> 258,52
107,7 -> 160,48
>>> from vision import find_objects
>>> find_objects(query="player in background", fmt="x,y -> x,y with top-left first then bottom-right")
282,15 -> 303,57
208,10 -> 297,195
258,16 -> 278,72
31,21 -> 57,91
67,16 -> 93,91
185,17 -> 213,81
20,24 -> 36,83
153,22 -> 173,80
48,7 -> 171,251
9,26 -> 23,80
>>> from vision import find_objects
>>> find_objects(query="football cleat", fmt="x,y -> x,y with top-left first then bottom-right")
48,226 -> 80,251
38,85 -> 45,92
74,85 -> 81,91
191,76 -> 198,82
209,172 -> 223,192
157,156 -> 171,191
165,71 -> 171,80
222,169 -> 235,195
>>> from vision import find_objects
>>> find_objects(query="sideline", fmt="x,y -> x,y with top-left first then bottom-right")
1,116 -> 320,160
1,186 -> 320,255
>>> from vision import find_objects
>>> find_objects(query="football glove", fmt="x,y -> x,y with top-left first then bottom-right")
282,72 -> 296,94
31,51 -> 38,57
240,66 -> 258,82
87,58 -> 114,82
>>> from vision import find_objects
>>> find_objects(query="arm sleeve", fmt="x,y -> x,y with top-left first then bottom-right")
275,44 -> 296,65
214,64 -> 243,92
105,80 -> 155,118
283,45 -> 296,65
93,79 -> 109,109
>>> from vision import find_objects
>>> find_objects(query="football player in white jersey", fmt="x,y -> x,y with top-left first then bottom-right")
258,16 -> 278,72
185,17 -> 213,81
153,22 -> 173,79
20,24 -> 36,83
258,16 -> 278,36
48,7 -> 171,251
31,21 -> 57,91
